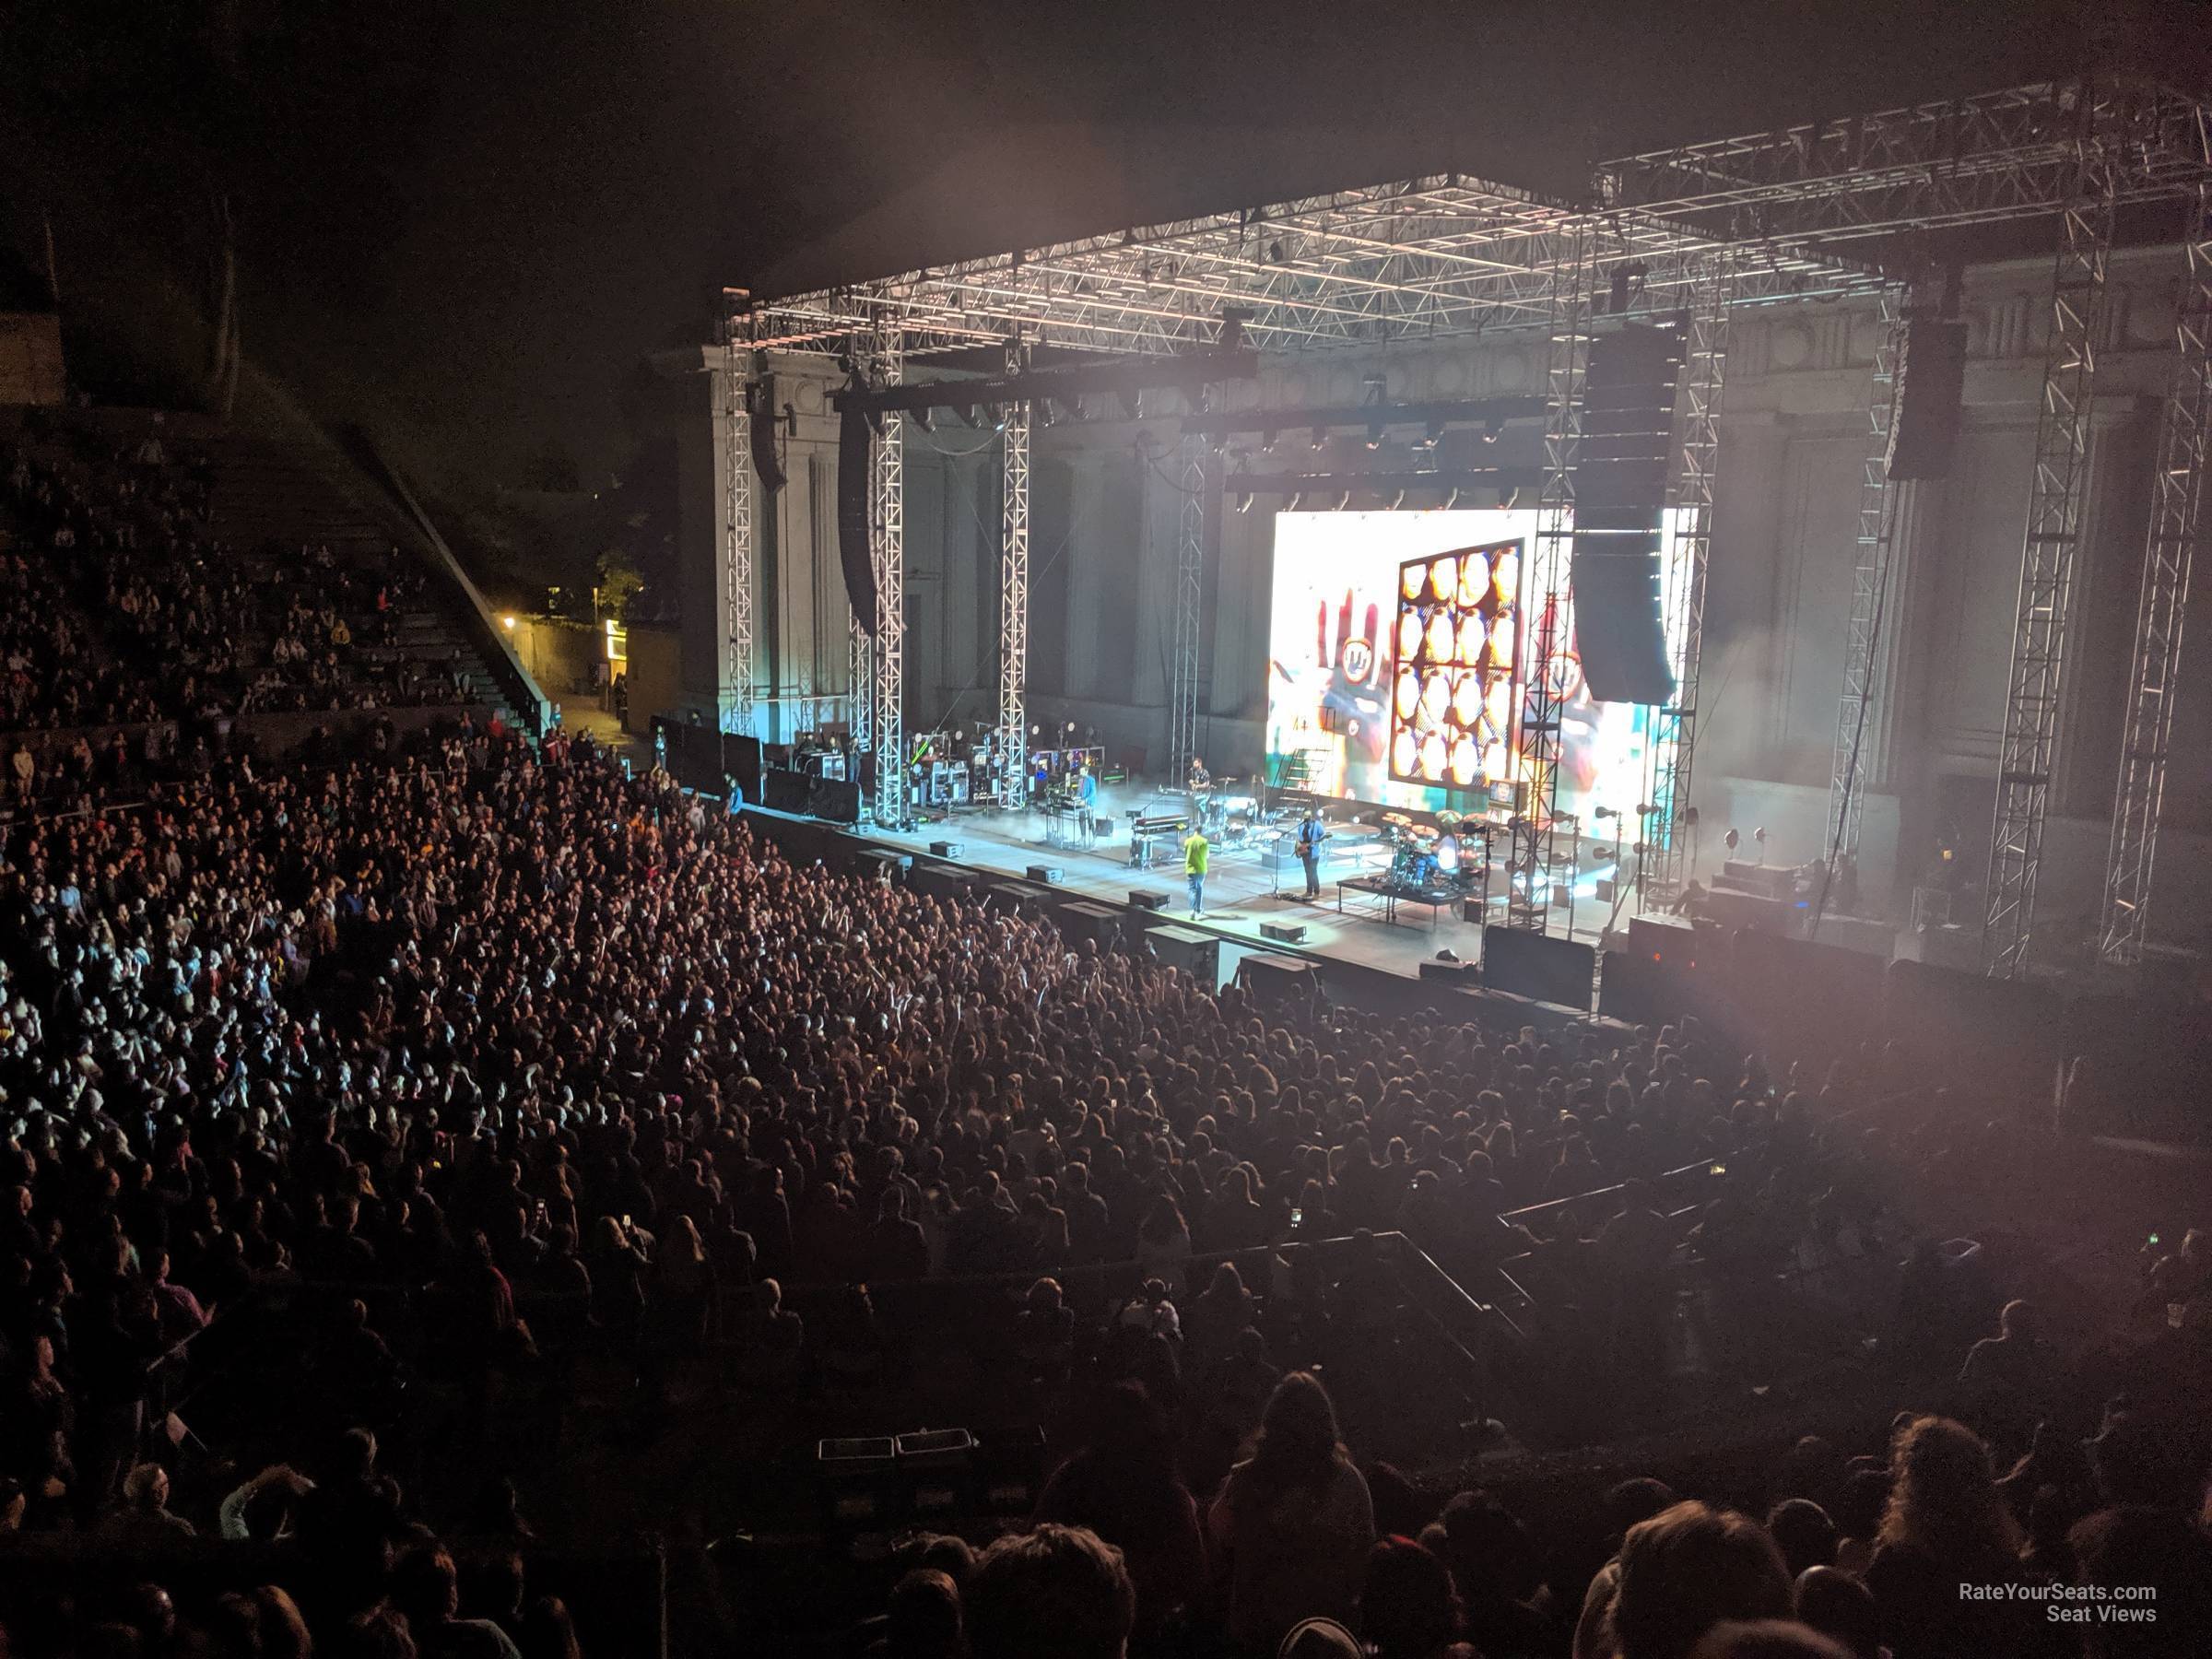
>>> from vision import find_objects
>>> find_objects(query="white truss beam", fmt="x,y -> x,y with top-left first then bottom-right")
1823,288 -> 1911,873
1000,341 -> 1031,806
1510,229 -> 1594,935
870,329 -> 905,828
1168,433 -> 1207,785
1645,251 -> 1735,901
2100,175 -> 2212,964
720,317 -> 756,735
1983,120 -> 2123,977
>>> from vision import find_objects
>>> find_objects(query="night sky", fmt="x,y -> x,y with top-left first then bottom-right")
5,0 -> 2203,493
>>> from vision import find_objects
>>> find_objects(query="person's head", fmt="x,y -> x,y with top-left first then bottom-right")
1791,1567 -> 1880,1659
1609,1501 -> 1792,1659
336,1606 -> 417,1659
252,1588 -> 311,1659
1687,1623 -> 1851,1659
1997,1299 -> 2040,1342
391,1547 -> 461,1628
1359,1535 -> 1461,1659
519,1597 -> 582,1659
1248,1370 -> 1344,1484
964,1524 -> 1135,1659
884,1569 -> 962,1659
1603,1477 -> 1680,1547
1877,1415 -> 2020,1559
122,1463 -> 170,1512
1763,1500 -> 1838,1579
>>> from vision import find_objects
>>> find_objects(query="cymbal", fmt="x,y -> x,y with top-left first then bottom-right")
1381,811 -> 1415,826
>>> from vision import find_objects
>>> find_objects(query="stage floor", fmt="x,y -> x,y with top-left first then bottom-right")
857,802 -> 1516,990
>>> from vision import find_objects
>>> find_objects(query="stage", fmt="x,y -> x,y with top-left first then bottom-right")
828,795 -> 1529,993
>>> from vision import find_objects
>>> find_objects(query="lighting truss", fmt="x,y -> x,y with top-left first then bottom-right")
1000,341 -> 1031,806
1983,124 -> 2123,977
1823,287 -> 1910,877
848,622 -> 872,757
1644,249 -> 1735,902
2100,173 -> 2212,964
746,181 -> 1877,361
871,328 -> 906,829
720,314 -> 756,735
1510,227 -> 1594,935
1599,77 -> 2210,248
1168,432 -> 1207,786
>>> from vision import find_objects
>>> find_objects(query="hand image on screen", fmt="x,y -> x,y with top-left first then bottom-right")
1315,592 -> 1387,764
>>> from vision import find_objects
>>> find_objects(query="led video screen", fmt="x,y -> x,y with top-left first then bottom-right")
1264,509 -> 1687,825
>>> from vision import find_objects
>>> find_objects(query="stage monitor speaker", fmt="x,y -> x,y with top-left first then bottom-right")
1629,913 -> 1701,965
1238,953 -> 1319,1005
1147,924 -> 1220,985
1572,323 -> 1685,705
1259,920 -> 1308,944
747,375 -> 787,493
1598,948 -> 1671,1025
1128,889 -> 1172,912
1418,958 -> 1477,982
928,840 -> 965,859
1887,319 -> 1967,481
1481,924 -> 1595,1010
1026,865 -> 1064,885
837,402 -> 878,634
1056,900 -> 1124,947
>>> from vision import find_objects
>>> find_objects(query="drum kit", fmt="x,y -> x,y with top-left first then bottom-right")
1380,808 -> 1492,893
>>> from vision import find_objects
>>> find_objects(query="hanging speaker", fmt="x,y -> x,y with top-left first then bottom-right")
837,401 -> 877,635
747,376 -> 786,493
1886,319 -> 1967,481
1571,323 -> 1683,705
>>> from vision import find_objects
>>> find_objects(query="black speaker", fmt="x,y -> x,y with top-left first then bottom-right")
1572,323 -> 1684,706
810,777 -> 862,824
1886,318 -> 1967,481
1480,924 -> 1595,1010
724,734 -> 763,800
747,375 -> 786,493
837,402 -> 877,635
763,768 -> 809,813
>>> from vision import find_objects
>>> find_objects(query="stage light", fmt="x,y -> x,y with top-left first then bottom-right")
1364,420 -> 1384,451
955,405 -> 982,429
502,616 -> 516,630
1310,427 -> 1326,451
1116,387 -> 1141,422
1481,422 -> 1500,443
1235,491 -> 1254,514
911,407 -> 932,432
1269,239 -> 1286,264
1261,426 -> 1278,452
1335,490 -> 1352,511
1419,418 -> 1443,449
1389,488 -> 1406,511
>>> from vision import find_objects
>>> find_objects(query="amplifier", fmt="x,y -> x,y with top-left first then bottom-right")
1026,865 -> 1064,884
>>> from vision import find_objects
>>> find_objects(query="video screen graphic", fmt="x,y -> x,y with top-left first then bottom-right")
1387,539 -> 1521,793
1265,509 -> 1688,825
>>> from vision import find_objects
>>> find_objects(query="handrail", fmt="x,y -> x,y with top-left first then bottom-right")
1500,1157 -> 1719,1227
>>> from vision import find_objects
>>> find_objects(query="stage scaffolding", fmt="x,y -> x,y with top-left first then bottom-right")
869,329 -> 906,829
1167,432 -> 1207,787
999,342 -> 1030,806
718,73 -> 2211,958
1823,287 -> 1910,876
2100,171 -> 2212,964
720,319 -> 756,737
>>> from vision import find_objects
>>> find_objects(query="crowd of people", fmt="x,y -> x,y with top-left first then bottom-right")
0,418 -> 471,783
0,689 -> 2200,1657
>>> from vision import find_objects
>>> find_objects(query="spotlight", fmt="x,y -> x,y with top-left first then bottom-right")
1310,426 -> 1327,451
1361,371 -> 1386,407
1268,239 -> 1286,264
1364,420 -> 1384,451
910,407 -> 932,432
1261,426 -> 1279,453
1235,492 -> 1255,514
1116,387 -> 1141,422
1030,724 -> 1041,735
1418,419 -> 1443,450
1065,721 -> 1077,734
1481,423 -> 1500,444
955,405 -> 982,429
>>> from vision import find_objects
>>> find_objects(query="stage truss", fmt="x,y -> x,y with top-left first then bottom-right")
719,73 -> 2212,958
720,324 -> 756,735
1167,432 -> 1207,786
999,341 -> 1030,806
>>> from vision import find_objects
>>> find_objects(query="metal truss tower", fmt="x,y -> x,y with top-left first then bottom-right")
1982,113 -> 2123,977
1823,287 -> 1910,874
1167,431 -> 1207,786
999,342 -> 1031,806
2100,174 -> 2212,964
1644,251 -> 1735,901
1511,228 -> 1594,934
870,329 -> 906,829
720,318 -> 756,736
